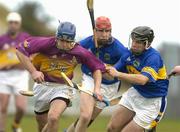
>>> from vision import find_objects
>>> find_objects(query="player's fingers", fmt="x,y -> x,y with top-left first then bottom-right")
39,76 -> 44,83
97,94 -> 103,101
35,78 -> 41,83
35,76 -> 43,83
40,73 -> 45,82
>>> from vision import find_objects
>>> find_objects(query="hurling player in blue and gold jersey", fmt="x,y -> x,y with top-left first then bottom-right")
66,16 -> 128,132
106,26 -> 169,132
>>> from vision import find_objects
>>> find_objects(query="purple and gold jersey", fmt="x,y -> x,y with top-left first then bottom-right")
0,32 -> 30,68
17,36 -> 105,83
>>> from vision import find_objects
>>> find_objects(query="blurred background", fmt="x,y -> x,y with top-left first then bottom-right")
0,0 -> 180,131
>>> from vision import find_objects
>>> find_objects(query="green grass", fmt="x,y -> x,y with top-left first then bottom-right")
6,115 -> 180,132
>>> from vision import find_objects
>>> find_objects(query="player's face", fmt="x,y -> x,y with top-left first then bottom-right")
96,28 -> 111,46
130,39 -> 146,55
8,21 -> 21,35
56,39 -> 74,51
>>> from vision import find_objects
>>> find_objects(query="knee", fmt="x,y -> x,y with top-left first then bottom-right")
107,123 -> 117,132
48,113 -> 59,124
36,115 -> 47,131
16,105 -> 26,113
79,113 -> 92,123
0,106 -> 8,114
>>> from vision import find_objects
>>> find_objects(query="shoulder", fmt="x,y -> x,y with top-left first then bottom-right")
145,47 -> 161,58
71,44 -> 94,56
26,36 -> 56,48
79,36 -> 94,47
112,37 -> 123,44
27,36 -> 55,43
0,34 -> 7,41
80,36 -> 93,43
17,32 -> 30,40
143,48 -> 163,64
72,44 -> 88,53
20,32 -> 30,36
112,37 -> 126,48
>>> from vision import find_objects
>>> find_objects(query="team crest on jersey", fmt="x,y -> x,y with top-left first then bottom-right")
51,55 -> 57,59
95,52 -> 99,58
127,56 -> 131,61
104,53 -> 110,61
133,60 -> 140,68
49,62 -> 66,72
23,40 -> 29,48
70,56 -> 77,65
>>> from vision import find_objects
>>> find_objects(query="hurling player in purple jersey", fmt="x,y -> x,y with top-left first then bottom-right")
16,21 -> 105,132
0,12 -> 30,132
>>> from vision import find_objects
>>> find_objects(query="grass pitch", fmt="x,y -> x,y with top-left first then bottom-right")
6,115 -> 180,132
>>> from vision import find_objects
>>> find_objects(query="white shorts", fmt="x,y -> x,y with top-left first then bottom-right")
119,87 -> 167,130
33,82 -> 75,114
0,69 -> 29,95
82,74 -> 120,109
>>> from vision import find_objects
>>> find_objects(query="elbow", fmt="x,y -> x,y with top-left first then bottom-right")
139,81 -> 147,85
138,79 -> 148,85
136,75 -> 149,85
93,69 -> 101,74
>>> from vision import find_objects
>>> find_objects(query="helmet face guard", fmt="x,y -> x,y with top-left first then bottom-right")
57,34 -> 74,42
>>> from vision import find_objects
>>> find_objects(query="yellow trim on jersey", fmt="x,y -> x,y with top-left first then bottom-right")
142,65 -> 167,80
126,65 -> 141,74
149,120 -> 158,129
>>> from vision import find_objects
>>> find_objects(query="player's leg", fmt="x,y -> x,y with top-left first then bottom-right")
71,74 -> 95,132
107,105 -> 135,132
42,98 -> 69,132
88,106 -> 102,126
33,83 -> 50,132
12,95 -> 27,131
12,70 -> 29,131
66,106 -> 102,132
121,88 -> 167,132
0,84 -> 12,132
0,93 -> 10,132
121,120 -> 144,132
35,113 -> 48,132
107,87 -> 137,132
74,92 -> 95,132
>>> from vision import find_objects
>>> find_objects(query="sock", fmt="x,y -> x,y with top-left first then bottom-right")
12,121 -> 20,129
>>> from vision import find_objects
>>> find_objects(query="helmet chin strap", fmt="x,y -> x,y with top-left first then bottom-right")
145,40 -> 151,50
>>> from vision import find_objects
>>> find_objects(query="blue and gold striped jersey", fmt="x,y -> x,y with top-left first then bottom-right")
79,36 -> 128,85
115,47 -> 169,98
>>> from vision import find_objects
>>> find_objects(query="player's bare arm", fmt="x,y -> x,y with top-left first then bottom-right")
106,66 -> 149,85
171,66 -> 180,75
92,70 -> 102,97
16,50 -> 44,83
